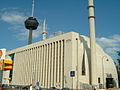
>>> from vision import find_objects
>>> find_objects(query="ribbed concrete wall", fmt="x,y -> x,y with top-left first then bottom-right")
6,32 -> 118,89
11,40 -> 65,88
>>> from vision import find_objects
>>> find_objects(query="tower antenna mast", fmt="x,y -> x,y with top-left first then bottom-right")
31,0 -> 35,17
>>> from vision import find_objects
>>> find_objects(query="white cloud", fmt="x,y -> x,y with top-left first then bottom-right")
8,25 -> 23,30
48,30 -> 65,38
16,26 -> 42,41
105,48 -> 120,54
96,37 -> 119,48
1,11 -> 26,24
16,28 -> 28,41
0,7 -> 18,12
112,35 -> 120,42
32,26 -> 42,38
97,35 -> 120,55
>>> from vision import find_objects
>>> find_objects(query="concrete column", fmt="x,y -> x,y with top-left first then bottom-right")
40,46 -> 43,84
61,41 -> 63,88
48,44 -> 51,88
54,42 -> 57,86
42,45 -> 46,87
56,41 -> 60,85
38,46 -> 42,82
51,43 -> 54,87
88,0 -> 97,85
45,44 -> 48,88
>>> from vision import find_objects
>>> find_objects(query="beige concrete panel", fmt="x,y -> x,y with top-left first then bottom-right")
54,42 -> 57,87
60,40 -> 63,88
49,43 -> 52,87
24,50 -> 28,85
45,44 -> 48,88
71,34 -> 81,89
19,52 -> 23,85
64,38 -> 72,88
18,52 -> 22,85
39,47 -> 42,85
77,42 -> 84,88
62,40 -> 65,88
37,47 -> 41,82
51,43 -> 54,87
36,47 -> 39,83
30,49 -> 33,84
47,44 -> 50,87
34,47 -> 38,84
41,45 -> 45,86
76,38 -> 79,89
28,49 -> 32,84
31,48 -> 35,85
11,53 -> 17,85
40,46 -> 43,84
44,45 -> 47,87
43,45 -> 46,87
22,51 -> 26,85
38,46 -> 41,82
57,41 -> 60,86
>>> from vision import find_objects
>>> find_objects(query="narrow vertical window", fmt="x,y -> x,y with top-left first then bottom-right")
98,77 -> 100,83
82,53 -> 86,75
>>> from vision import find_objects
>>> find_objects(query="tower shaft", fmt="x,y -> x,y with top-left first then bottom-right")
28,29 -> 33,44
88,0 -> 97,85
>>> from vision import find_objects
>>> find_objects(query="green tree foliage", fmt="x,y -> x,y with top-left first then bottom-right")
117,51 -> 120,64
117,51 -> 120,87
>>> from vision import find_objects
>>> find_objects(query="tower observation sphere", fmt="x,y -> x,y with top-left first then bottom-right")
24,17 -> 39,30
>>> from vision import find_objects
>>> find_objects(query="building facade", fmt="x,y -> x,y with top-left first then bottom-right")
6,32 -> 118,89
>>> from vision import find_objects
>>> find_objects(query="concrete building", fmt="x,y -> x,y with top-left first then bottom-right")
6,32 -> 118,89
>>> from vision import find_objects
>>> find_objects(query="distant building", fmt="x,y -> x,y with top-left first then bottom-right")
6,32 -> 118,89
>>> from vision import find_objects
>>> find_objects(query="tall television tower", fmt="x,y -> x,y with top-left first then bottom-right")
24,0 -> 39,45
88,0 -> 97,85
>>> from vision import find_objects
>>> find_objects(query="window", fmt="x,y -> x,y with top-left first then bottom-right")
82,53 -> 85,75
98,77 -> 100,83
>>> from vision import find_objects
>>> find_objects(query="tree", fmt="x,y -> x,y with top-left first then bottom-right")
117,51 -> 120,64
117,51 -> 120,87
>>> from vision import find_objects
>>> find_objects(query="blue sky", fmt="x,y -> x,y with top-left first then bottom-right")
0,0 -> 120,62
